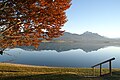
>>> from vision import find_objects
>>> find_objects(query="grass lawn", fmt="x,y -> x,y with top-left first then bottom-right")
0,63 -> 120,80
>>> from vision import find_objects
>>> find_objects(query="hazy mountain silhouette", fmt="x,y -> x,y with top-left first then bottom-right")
18,42 -> 111,52
53,31 -> 109,42
17,31 -> 120,53
79,31 -> 107,40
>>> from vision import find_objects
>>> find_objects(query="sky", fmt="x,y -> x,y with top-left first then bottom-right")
63,0 -> 120,38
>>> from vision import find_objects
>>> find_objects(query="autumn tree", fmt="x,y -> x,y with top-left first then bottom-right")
0,0 -> 71,49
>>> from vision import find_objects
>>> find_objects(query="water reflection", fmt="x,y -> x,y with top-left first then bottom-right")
17,42 -> 113,53
0,45 -> 120,68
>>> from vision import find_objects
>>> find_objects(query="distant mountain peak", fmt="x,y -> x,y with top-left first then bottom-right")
54,31 -> 108,41
83,31 -> 93,34
81,31 -> 102,37
82,31 -> 97,35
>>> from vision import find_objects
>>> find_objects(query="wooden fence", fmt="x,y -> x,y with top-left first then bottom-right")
91,57 -> 115,76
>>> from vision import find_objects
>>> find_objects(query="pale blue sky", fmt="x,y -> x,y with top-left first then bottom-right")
63,0 -> 120,38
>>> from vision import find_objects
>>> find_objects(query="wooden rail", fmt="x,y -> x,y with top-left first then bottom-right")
91,57 -> 115,76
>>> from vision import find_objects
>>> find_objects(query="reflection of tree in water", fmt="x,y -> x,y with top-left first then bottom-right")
0,48 -> 5,55
0,49 -> 16,63
0,50 -> 3,55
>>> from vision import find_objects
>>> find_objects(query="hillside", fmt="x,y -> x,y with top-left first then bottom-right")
53,31 -> 109,42
17,31 -> 120,52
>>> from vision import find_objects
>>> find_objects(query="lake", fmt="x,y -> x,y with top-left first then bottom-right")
0,43 -> 120,68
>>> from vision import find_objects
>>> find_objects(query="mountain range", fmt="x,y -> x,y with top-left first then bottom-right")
53,31 -> 110,42
18,31 -> 120,52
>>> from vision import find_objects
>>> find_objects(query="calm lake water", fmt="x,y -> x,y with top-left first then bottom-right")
0,46 -> 120,68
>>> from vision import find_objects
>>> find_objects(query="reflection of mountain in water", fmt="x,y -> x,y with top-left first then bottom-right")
18,42 -> 110,52
18,31 -> 120,52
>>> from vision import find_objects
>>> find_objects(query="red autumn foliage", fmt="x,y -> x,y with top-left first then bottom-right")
0,0 -> 71,48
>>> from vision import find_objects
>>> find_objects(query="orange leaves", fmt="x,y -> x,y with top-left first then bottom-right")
0,0 -> 71,49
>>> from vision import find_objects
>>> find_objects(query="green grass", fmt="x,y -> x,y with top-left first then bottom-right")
0,63 -> 120,80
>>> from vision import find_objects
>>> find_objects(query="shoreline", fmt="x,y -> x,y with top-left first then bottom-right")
0,62 -> 120,69
0,62 -> 120,80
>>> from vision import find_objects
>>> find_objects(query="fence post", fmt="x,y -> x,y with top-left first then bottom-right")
109,61 -> 112,76
100,64 -> 102,76
93,67 -> 95,76
91,57 -> 115,77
